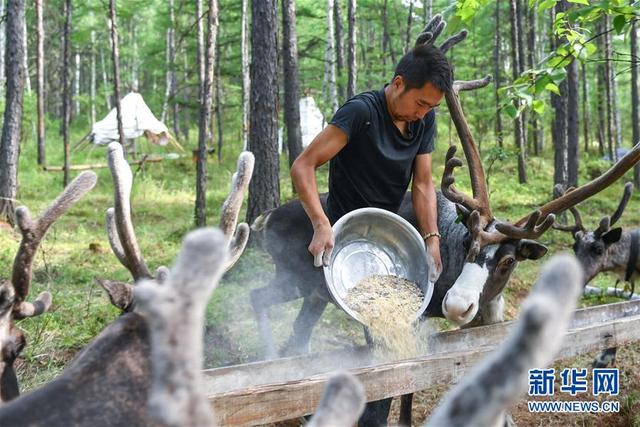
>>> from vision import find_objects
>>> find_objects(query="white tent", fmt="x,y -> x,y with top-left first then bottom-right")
89,92 -> 177,148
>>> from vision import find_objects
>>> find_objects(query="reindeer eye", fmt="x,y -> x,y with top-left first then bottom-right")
592,245 -> 604,255
501,256 -> 516,268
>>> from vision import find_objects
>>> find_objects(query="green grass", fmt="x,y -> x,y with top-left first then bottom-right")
2,121 -> 639,393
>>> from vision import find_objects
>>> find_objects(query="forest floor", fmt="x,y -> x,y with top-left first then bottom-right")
2,133 -> 640,426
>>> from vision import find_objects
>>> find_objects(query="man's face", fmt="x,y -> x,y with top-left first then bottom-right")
389,76 -> 444,122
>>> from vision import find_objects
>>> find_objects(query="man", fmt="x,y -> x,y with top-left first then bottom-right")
291,44 -> 452,278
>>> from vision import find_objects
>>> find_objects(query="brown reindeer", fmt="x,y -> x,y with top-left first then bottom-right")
0,143 -> 253,426
0,172 -> 97,402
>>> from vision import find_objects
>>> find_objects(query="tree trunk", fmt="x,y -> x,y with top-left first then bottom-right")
131,25 -> 139,91
22,10 -> 30,95
246,0 -> 280,225
0,0 -> 26,225
423,0 -> 432,24
382,0 -> 395,69
604,16 -> 615,162
581,62 -> 590,154
516,0 -> 527,154
333,0 -> 344,100
509,0 -> 527,183
100,48 -> 110,110
282,0 -> 303,171
631,18 -> 639,187
494,0 -> 502,148
36,0 -> 45,167
0,0 -> 6,95
526,3 -> 540,155
551,3 -> 567,188
109,0 -> 125,147
347,0 -> 357,99
74,52 -> 80,117
90,30 -> 97,124
241,0 -> 250,150
62,0 -> 72,186
404,0 -> 413,54
324,0 -> 338,112
195,0 -> 218,227
567,57 -> 579,187
596,24 -> 606,157
215,32 -> 223,163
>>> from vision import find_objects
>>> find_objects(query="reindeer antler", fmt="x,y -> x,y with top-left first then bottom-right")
220,151 -> 255,271
551,185 -> 585,234
515,144 -> 640,228
595,181 -> 633,236
135,228 -> 228,427
106,142 -> 153,281
11,172 -> 97,318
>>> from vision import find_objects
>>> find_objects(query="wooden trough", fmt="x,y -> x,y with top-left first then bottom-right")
203,299 -> 640,425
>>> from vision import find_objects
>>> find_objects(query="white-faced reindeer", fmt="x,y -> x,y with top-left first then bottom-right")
250,14 -> 640,361
0,143 -> 254,426
0,172 -> 97,402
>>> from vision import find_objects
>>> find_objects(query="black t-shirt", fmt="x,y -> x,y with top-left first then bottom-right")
326,88 -> 436,223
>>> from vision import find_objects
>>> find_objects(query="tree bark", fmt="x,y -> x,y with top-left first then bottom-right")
494,0 -> 502,148
90,30 -> 97,124
581,62 -> 590,154
334,0 -> 344,99
215,33 -> 223,163
241,0 -> 250,150
596,23 -> 606,157
246,0 -> 280,225
567,57 -> 579,187
36,0 -> 45,167
631,18 -> 639,187
282,0 -> 303,170
100,48 -> 110,110
509,0 -> 527,183
423,0 -> 432,24
551,3 -> 567,188
347,0 -> 357,99
109,0 -> 125,148
22,9 -> 30,94
62,0 -> 72,186
526,3 -> 540,155
0,0 -> 26,225
0,0 -> 6,95
195,0 -> 218,227
74,52 -> 80,117
324,0 -> 338,112
603,16 -> 615,162
404,0 -> 414,54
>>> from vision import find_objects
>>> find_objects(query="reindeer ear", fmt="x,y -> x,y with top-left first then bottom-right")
602,228 -> 622,245
516,239 -> 548,261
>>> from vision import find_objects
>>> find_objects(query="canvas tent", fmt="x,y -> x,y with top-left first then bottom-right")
88,92 -> 180,150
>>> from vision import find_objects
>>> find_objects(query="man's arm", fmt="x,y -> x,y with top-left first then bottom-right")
291,124 -> 348,267
412,153 -> 443,279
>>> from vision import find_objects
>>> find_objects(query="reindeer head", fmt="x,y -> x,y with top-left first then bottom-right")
99,142 -> 255,311
418,15 -> 640,325
554,183 -> 631,283
0,172 -> 97,402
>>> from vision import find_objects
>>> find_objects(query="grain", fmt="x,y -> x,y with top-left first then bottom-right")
344,275 -> 425,360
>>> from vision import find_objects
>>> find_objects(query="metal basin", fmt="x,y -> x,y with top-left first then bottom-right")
323,207 -> 434,325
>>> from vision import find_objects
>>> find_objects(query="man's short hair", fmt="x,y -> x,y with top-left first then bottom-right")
393,45 -> 453,93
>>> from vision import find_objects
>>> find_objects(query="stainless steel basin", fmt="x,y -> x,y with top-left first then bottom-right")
323,207 -> 434,325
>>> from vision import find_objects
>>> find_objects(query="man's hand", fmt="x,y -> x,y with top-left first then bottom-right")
308,222 -> 334,267
425,237 -> 442,283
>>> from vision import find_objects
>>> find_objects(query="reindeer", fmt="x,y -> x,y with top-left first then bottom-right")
0,172 -> 97,402
250,14 -> 640,360
554,182 -> 638,290
0,143 -> 254,425
553,182 -> 638,369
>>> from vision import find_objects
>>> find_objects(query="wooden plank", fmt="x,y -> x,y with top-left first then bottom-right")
203,299 -> 640,395
207,313 -> 640,425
